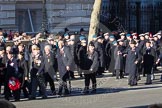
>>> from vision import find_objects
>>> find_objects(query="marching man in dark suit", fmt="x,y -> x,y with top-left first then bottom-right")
56,40 -> 73,96
29,46 -> 47,100
43,45 -> 56,95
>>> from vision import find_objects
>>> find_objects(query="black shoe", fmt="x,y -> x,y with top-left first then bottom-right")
52,91 -> 56,95
130,83 -> 137,86
63,93 -> 70,96
90,89 -> 96,94
24,95 -> 29,98
71,77 -> 76,80
98,73 -> 103,76
82,88 -> 89,94
82,90 -> 89,95
112,74 -> 115,77
137,77 -> 141,81
42,96 -> 47,99
80,74 -> 83,78
57,92 -> 62,96
28,96 -> 36,100
5,98 -> 9,101
15,99 -> 20,102
120,75 -> 125,79
145,82 -> 152,85
58,86 -> 63,96
64,89 -> 70,96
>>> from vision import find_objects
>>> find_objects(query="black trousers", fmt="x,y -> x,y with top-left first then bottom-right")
31,75 -> 47,98
21,80 -> 29,98
146,74 -> 152,84
97,67 -> 104,75
44,72 -> 55,92
105,56 -> 110,70
77,67 -> 82,75
116,69 -> 123,79
58,72 -> 69,95
69,70 -> 75,78
0,70 -> 5,94
128,71 -> 137,86
84,72 -> 96,89
0,76 -> 3,94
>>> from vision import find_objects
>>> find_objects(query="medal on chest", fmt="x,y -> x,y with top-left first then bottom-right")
37,60 -> 41,66
134,52 -> 136,55
10,62 -> 14,67
64,54 -> 66,57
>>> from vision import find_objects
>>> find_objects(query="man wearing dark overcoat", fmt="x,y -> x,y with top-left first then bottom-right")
142,40 -> 156,84
56,40 -> 73,96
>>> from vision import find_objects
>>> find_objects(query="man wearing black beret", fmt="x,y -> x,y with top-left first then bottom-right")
125,40 -> 142,86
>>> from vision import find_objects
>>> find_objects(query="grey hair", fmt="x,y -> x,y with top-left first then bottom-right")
44,45 -> 52,50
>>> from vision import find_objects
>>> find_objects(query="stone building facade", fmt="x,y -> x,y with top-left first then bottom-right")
0,0 -> 94,33
0,0 -> 16,30
46,0 -> 94,33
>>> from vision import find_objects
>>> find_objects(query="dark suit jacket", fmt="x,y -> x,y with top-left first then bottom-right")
62,46 -> 73,67
56,46 -> 73,78
31,54 -> 44,77
42,52 -> 56,80
6,57 -> 18,79
142,47 -> 156,74
95,42 -> 105,67
83,51 -> 99,74
17,58 -> 28,78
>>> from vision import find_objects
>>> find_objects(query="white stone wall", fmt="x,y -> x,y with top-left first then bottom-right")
0,0 -> 94,32
46,0 -> 94,33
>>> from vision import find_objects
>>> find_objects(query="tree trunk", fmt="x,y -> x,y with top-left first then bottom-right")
88,0 -> 102,43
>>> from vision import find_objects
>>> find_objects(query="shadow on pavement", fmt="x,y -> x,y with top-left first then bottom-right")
126,105 -> 148,108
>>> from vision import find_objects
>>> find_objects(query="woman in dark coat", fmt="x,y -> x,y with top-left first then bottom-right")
77,39 -> 87,77
125,40 -> 141,86
82,42 -> 99,94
